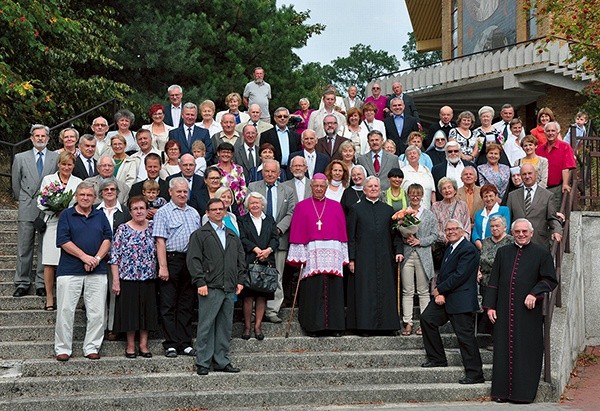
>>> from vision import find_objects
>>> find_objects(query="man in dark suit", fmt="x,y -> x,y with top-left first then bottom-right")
129,153 -> 170,218
166,154 -> 206,216
72,134 -> 97,181
385,82 -> 420,122
383,98 -> 420,155
507,163 -> 563,247
163,84 -> 183,128
12,124 -> 59,297
168,102 -> 214,163
247,159 -> 296,323
260,107 -> 301,170
234,124 -> 261,182
431,141 -> 476,201
420,219 -> 484,385
315,114 -> 351,161
288,129 -> 329,179
425,106 -> 456,149
356,130 -> 397,191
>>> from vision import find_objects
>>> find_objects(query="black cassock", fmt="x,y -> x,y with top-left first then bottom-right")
483,242 -> 557,403
346,199 -> 402,331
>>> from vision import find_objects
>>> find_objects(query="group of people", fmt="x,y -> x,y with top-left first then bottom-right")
10,76 -> 574,401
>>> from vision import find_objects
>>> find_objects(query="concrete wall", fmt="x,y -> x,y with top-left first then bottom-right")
548,211 -> 600,400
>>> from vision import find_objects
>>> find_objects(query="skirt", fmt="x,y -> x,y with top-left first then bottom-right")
113,279 -> 159,333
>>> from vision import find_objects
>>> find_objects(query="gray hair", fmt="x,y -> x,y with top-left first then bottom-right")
262,158 -> 280,172
168,84 -> 183,94
489,214 -> 507,227
323,114 -> 338,125
299,98 -> 310,106
446,219 -> 466,232
461,165 -> 477,177
79,134 -> 96,145
114,109 -> 135,123
169,176 -> 189,189
244,191 -> 267,209
544,121 -> 561,133
75,181 -> 97,196
183,102 -> 197,111
30,124 -> 50,136
437,177 -> 458,192
98,178 -> 119,199
511,218 -> 534,232
364,175 -> 380,185
274,107 -> 289,116
478,106 -> 494,118
404,144 -> 420,155
97,155 -> 115,167
367,129 -> 384,140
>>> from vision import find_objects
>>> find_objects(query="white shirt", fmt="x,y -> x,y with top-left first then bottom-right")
304,150 -> 316,178
445,161 -> 465,189
293,177 -> 307,201
171,105 -> 182,129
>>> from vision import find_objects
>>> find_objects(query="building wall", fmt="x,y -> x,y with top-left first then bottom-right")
534,86 -> 587,130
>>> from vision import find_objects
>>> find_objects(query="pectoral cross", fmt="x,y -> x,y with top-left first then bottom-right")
316,220 -> 322,230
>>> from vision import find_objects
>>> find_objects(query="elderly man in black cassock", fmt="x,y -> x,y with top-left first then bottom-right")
346,176 -> 403,335
483,218 -> 557,404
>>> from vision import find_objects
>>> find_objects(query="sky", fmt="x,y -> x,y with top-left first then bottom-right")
278,0 -> 414,68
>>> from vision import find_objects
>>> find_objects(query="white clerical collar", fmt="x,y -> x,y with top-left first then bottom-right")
366,197 -> 378,204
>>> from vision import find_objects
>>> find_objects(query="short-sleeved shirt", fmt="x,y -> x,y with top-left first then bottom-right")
243,81 -> 271,119
152,200 -> 201,252
536,140 -> 576,187
56,206 -> 113,276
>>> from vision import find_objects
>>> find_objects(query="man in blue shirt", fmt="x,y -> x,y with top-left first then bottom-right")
54,182 -> 112,361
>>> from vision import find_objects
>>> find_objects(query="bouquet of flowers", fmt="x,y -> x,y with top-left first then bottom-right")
38,181 -> 74,216
391,209 -> 421,237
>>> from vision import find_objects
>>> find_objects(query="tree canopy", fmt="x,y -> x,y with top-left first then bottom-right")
0,0 -> 133,140
401,32 -> 442,68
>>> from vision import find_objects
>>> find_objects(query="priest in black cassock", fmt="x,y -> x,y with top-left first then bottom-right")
483,218 -> 557,404
346,176 -> 403,334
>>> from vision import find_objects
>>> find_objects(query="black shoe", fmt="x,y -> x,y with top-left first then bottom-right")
196,366 -> 209,376
421,360 -> 448,368
241,332 -> 251,340
215,364 -> 240,373
36,288 -> 46,297
254,329 -> 264,341
13,287 -> 29,297
331,332 -> 342,337
494,398 -> 508,403
459,376 -> 485,384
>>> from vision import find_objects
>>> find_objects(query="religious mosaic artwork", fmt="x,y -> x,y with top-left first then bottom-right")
463,0 -> 517,54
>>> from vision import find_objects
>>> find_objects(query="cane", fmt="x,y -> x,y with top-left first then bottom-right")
285,263 -> 304,338
397,261 -> 401,317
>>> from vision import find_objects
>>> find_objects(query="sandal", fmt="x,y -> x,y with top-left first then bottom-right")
401,324 -> 413,336
44,304 -> 55,311
415,327 -> 422,336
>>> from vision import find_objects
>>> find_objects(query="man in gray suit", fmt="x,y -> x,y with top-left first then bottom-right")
357,130 -> 397,191
507,163 -> 562,247
342,85 -> 364,112
248,159 -> 296,323
233,125 -> 261,182
283,156 -> 311,203
12,124 -> 59,297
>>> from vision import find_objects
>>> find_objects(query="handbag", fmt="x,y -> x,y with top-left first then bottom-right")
33,215 -> 47,234
244,261 -> 278,293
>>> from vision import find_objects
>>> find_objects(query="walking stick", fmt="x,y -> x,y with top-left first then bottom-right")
397,261 -> 401,318
285,263 -> 304,338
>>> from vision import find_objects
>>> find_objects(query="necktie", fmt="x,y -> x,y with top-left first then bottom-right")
328,137 -> 334,154
266,185 -> 274,218
525,187 -> 532,214
36,152 -> 43,177
253,122 -> 257,127
187,178 -> 192,200
87,159 -> 94,177
248,147 -> 255,168
503,123 -> 509,140
374,153 -> 381,174
187,127 -> 193,146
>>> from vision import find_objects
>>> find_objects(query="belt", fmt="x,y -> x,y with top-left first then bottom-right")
167,251 -> 186,257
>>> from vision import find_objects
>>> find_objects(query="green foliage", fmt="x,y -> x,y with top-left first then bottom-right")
321,44 -> 400,98
401,32 -> 442,68
109,0 -> 324,119
0,0 -> 133,141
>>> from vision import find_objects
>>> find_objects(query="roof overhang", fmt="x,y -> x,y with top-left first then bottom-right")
405,0 -> 442,52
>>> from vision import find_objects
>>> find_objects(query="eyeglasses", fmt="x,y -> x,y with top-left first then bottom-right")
445,227 -> 461,232
447,149 -> 460,153
98,164 -> 113,168
276,115 -> 289,119
207,177 -> 221,181
208,207 -> 224,212
93,124 -> 108,127
372,87 -> 380,90
102,187 -> 117,192
152,112 -> 164,116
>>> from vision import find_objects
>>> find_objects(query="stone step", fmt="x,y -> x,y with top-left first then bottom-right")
0,281 -> 43,296
0,366 -> 494,400
0,256 -> 35,270
0,334 -> 492,360
0,244 -> 19,255
0,221 -> 17,232
0,321 -> 305,342
0,383 -> 492,411
11,349 -> 493,378
0,269 -> 15,283
0,210 -> 19,220
0,295 -> 54,310
0,232 -> 18,243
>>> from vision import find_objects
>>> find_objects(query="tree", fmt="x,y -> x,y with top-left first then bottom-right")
324,44 -> 400,98
529,1 -> 600,118
0,1 -> 133,140
401,32 -> 442,68
109,0 -> 324,118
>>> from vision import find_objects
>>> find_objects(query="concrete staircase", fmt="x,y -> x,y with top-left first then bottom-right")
0,208 -> 503,410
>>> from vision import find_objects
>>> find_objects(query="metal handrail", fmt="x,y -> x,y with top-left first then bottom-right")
0,98 -> 120,179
